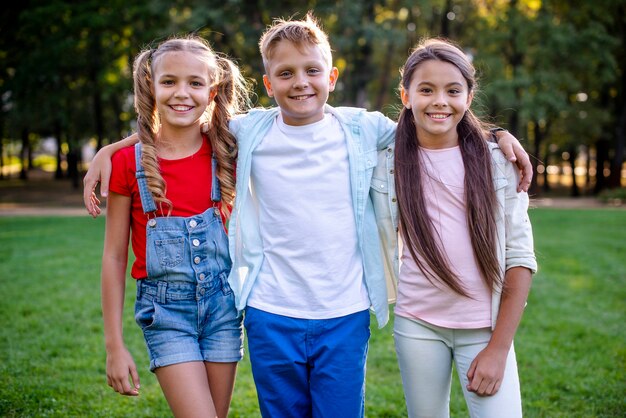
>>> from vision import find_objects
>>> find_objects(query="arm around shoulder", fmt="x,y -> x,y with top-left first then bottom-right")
493,130 -> 532,192
83,134 -> 139,217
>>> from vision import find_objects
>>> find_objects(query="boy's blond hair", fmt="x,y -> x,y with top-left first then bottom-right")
259,12 -> 333,72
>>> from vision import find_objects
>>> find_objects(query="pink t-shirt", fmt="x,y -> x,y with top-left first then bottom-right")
394,146 -> 492,329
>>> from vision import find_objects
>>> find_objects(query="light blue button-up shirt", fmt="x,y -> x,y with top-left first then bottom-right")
227,105 -> 396,327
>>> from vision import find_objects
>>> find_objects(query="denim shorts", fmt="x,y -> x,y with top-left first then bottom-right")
134,273 -> 243,372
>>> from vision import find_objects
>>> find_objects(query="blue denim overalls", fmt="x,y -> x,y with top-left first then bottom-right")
133,143 -> 243,371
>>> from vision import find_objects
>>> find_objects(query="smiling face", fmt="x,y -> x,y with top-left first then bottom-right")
401,59 -> 473,149
262,40 -> 338,126
152,51 -> 215,131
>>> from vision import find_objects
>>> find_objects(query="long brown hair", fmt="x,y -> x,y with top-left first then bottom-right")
132,36 -> 251,216
395,38 -> 501,295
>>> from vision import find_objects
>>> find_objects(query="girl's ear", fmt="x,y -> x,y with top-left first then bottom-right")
262,75 -> 274,97
466,90 -> 474,108
209,87 -> 218,103
400,86 -> 411,109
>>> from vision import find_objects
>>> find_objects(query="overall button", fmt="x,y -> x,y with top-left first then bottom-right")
192,239 -> 200,247
147,219 -> 157,227
189,220 -> 197,228
199,273 -> 206,280
199,288 -> 205,295
214,207 -> 220,217
194,256 -> 201,264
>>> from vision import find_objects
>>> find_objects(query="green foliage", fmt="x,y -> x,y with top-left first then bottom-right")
1,1 -> 624,192
0,210 -> 624,416
598,188 -> 626,205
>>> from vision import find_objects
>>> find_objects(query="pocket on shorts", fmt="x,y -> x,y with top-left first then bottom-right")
135,297 -> 158,331
220,272 -> 233,296
154,237 -> 184,268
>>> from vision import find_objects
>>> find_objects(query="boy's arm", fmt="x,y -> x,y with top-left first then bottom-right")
375,112 -> 397,150
493,130 -> 532,192
83,134 -> 139,217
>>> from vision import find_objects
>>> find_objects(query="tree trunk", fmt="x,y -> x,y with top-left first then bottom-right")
67,140 -> 80,189
54,121 -> 64,179
89,31 -> 105,150
351,1 -> 375,107
0,117 -> 4,180
440,0 -> 452,37
609,93 -> 625,188
568,145 -> 579,197
585,145 -> 591,192
374,0 -> 400,111
594,138 -> 609,194
531,122 -> 542,194
19,128 -> 28,180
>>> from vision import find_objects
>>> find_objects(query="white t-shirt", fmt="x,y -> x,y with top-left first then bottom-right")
247,113 -> 370,319
394,146 -> 492,329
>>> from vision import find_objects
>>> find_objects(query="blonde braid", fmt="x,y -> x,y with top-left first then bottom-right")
133,48 -> 172,213
133,37 -> 251,216
208,54 -> 252,218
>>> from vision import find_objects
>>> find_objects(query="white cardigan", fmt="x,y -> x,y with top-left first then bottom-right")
370,142 -> 537,329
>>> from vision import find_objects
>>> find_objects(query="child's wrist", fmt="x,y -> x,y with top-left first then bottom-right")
490,127 -> 508,143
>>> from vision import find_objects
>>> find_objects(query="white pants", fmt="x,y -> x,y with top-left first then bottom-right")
394,315 -> 522,418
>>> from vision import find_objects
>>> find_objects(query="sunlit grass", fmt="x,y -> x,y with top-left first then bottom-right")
0,209 -> 624,417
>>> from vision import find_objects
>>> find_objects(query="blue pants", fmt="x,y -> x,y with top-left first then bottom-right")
244,307 -> 371,418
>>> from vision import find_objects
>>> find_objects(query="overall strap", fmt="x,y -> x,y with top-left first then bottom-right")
211,153 -> 221,204
134,143 -> 158,214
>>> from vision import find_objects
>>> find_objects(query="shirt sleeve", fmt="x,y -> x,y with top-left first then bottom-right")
109,146 -> 135,197
503,158 -> 538,274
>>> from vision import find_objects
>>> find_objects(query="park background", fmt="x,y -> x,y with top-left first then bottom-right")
0,0 -> 625,417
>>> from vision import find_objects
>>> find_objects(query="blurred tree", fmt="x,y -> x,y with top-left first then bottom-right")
0,0 -> 623,192
469,0 -> 621,195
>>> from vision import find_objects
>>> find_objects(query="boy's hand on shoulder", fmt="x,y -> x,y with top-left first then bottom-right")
83,148 -> 113,218
495,130 -> 533,192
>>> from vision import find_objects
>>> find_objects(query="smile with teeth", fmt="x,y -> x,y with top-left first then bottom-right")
290,94 -> 315,101
171,105 -> 193,111
428,113 -> 450,120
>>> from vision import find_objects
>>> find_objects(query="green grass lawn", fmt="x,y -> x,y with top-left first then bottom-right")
0,208 -> 624,417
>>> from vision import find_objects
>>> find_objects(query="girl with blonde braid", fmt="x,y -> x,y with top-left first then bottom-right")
101,36 -> 250,418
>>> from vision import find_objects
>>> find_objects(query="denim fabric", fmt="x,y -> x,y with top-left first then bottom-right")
133,143 -> 243,371
244,307 -> 371,418
135,274 -> 243,371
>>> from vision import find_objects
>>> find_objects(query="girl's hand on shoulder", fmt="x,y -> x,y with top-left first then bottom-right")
466,345 -> 508,396
106,345 -> 140,396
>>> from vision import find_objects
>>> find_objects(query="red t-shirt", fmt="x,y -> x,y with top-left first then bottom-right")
109,138 -> 219,279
